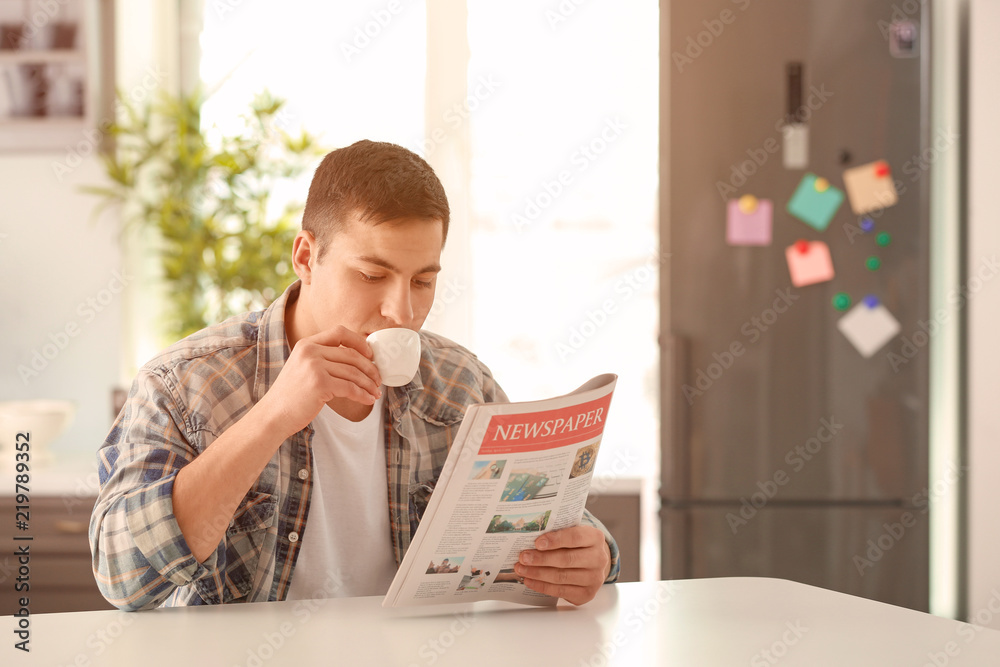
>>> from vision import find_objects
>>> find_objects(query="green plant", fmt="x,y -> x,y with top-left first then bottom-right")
84,87 -> 325,340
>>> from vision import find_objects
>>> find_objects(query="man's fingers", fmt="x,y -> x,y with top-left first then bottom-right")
519,543 -> 605,570
517,577 -> 600,607
513,564 -> 594,587
533,525 -> 605,551
327,377 -> 379,405
315,346 -> 382,387
307,325 -> 374,358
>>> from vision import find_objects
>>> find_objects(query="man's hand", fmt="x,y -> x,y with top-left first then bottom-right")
514,525 -> 611,605
257,325 -> 382,438
175,325 -> 381,563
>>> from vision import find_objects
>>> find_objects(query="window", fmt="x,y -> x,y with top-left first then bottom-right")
460,1 -> 660,480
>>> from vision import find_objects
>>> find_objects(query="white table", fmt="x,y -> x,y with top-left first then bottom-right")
9,578 -> 1000,666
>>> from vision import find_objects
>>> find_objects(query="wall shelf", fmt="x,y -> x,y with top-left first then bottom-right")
0,0 -> 114,153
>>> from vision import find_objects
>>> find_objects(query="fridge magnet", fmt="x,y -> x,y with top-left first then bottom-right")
836,296 -> 901,358
832,292 -> 852,311
842,160 -> 898,215
785,239 -> 835,287
787,173 -> 845,231
726,195 -> 773,246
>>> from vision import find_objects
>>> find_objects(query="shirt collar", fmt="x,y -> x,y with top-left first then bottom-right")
252,280 -> 300,404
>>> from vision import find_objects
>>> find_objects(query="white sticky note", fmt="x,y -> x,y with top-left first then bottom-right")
837,302 -> 901,358
782,124 -> 809,170
785,240 -> 834,287
843,160 -> 898,215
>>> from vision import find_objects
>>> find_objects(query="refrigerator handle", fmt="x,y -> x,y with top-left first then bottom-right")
786,61 -> 805,124
662,334 -> 691,502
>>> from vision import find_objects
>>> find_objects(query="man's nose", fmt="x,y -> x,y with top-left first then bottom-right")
382,281 -> 414,326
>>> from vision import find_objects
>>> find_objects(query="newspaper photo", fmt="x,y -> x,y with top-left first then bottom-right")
382,373 -> 617,608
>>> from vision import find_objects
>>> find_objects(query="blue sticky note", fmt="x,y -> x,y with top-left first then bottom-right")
787,173 -> 845,232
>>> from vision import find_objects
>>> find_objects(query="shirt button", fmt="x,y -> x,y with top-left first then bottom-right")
289,531 -> 299,543
297,468 -> 309,480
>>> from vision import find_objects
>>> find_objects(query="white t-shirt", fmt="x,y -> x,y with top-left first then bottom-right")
285,397 -> 398,599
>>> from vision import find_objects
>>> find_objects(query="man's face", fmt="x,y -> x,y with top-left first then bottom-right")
295,212 -> 444,337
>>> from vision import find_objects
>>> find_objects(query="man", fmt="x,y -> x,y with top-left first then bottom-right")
90,140 -> 619,611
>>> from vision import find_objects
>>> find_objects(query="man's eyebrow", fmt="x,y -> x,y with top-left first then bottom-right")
356,255 -> 442,274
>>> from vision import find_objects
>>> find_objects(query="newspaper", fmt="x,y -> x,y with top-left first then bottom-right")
382,373 -> 617,608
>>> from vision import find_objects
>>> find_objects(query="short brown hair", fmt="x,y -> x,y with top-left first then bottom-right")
302,140 -> 450,256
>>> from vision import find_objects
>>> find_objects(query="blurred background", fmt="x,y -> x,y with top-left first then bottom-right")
0,0 -> 996,630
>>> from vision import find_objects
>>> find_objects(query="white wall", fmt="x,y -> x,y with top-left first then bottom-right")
967,0 -> 1000,630
0,1 -> 175,465
0,155 -> 122,462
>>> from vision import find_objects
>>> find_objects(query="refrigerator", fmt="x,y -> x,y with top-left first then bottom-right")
660,0 -> 932,611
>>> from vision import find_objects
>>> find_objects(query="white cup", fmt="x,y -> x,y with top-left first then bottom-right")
366,328 -> 421,387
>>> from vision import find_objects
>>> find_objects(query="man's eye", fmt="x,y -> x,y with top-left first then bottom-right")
413,278 -> 434,289
360,273 -> 382,283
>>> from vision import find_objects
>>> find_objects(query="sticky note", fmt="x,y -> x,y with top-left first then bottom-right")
843,160 -> 898,215
837,300 -> 901,358
787,173 -> 845,231
726,196 -> 773,246
785,240 -> 835,287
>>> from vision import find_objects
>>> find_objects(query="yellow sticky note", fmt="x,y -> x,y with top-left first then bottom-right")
842,160 -> 898,215
785,240 -> 835,287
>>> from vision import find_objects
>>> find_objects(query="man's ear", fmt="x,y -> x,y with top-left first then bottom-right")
291,230 -> 317,285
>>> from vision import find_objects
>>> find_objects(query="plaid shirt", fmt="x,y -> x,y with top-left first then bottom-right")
90,281 -> 620,610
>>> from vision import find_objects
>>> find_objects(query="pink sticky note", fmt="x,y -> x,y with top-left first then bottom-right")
726,198 -> 773,246
785,240 -> 835,287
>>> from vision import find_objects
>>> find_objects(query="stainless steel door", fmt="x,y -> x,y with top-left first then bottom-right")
661,0 -> 930,610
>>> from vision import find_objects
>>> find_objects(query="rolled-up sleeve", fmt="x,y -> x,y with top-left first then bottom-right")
89,369 -> 223,611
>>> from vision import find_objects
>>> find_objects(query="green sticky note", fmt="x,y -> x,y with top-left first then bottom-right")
787,173 -> 845,232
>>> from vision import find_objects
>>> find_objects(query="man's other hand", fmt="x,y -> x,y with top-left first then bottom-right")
514,525 -> 611,605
